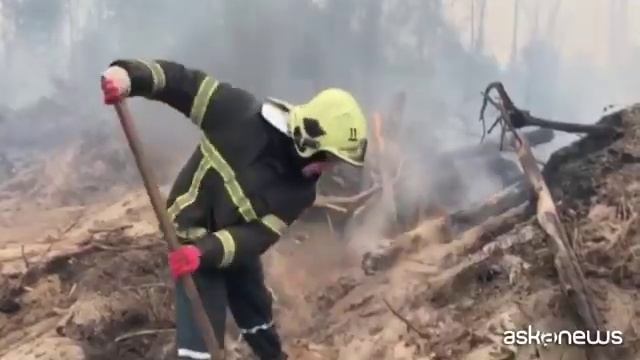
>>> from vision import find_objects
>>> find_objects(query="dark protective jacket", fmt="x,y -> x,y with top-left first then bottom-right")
110,59 -> 318,268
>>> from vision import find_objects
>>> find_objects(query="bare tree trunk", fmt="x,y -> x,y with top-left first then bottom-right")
620,0 -> 629,63
222,1 -> 277,97
474,0 -> 487,53
609,0 -> 616,65
523,0 -> 542,106
359,0 -> 383,110
67,0 -> 75,79
0,9 -> 7,67
470,0 -> 475,48
546,0 -> 563,37
509,0 -> 519,65
1,2 -> 19,84
530,0 -> 541,39
608,0 -> 629,66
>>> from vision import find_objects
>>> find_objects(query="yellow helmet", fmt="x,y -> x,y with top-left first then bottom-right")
285,88 -> 368,167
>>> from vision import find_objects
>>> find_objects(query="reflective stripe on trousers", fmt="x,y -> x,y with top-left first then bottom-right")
240,320 -> 275,335
178,348 -> 211,359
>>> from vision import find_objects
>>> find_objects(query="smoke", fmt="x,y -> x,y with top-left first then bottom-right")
1,0 -> 639,241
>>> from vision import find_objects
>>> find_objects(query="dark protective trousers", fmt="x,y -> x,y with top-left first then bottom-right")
175,259 -> 287,360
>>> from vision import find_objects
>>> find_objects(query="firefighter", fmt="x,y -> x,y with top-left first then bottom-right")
100,60 -> 368,360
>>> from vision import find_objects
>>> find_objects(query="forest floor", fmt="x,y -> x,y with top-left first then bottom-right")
1,105 -> 640,360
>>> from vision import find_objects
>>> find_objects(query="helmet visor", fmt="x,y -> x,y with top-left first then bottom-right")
325,138 -> 367,167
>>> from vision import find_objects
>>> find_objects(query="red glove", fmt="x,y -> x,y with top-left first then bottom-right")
168,245 -> 202,280
101,66 -> 131,105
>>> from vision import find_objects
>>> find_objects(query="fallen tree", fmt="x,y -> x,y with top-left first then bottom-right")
448,180 -> 530,233
479,81 -> 623,360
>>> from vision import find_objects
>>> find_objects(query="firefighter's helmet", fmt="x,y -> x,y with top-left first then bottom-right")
285,88 -> 368,167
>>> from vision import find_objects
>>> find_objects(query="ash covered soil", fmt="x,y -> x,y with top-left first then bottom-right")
1,106 -> 640,359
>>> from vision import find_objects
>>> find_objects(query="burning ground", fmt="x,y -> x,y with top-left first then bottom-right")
1,103 -> 640,360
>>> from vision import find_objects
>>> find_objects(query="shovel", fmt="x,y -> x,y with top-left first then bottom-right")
112,100 -> 225,359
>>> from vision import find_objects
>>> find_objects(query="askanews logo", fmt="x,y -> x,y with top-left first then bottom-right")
503,325 -> 624,347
